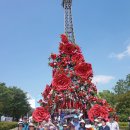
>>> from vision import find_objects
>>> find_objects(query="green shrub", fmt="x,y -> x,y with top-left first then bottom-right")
119,126 -> 129,130
119,122 -> 128,127
119,114 -> 129,122
0,122 -> 17,130
119,122 -> 129,130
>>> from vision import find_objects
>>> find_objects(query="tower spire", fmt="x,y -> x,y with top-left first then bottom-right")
62,0 -> 75,43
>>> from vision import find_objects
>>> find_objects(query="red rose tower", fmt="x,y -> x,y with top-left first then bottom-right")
32,0 -> 113,123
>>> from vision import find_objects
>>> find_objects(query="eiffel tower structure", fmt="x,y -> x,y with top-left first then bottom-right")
62,0 -> 75,43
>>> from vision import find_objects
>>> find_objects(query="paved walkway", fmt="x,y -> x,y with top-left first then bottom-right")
10,127 -> 18,130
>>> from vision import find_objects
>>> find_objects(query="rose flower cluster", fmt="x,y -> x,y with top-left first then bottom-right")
32,34 -> 113,122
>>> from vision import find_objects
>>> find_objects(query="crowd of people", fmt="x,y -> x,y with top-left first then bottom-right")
18,114 -> 119,130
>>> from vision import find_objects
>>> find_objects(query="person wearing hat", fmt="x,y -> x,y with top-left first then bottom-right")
50,125 -> 56,130
58,122 -> 63,130
38,122 -> 44,130
85,124 -> 93,130
97,117 -> 102,127
93,119 -> 99,130
22,116 -> 29,130
67,119 -> 75,130
63,124 -> 68,130
71,115 -> 80,130
79,120 -> 86,130
29,123 -> 35,130
107,115 -> 119,130
18,121 -> 24,130
99,119 -> 110,130
44,125 -> 49,130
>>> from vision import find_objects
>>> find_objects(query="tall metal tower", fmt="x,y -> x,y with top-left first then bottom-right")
62,0 -> 75,43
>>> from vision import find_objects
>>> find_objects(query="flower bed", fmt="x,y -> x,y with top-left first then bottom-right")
0,122 -> 17,130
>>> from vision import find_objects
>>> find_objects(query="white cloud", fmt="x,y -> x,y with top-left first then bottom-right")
109,44 -> 130,60
92,75 -> 115,84
126,45 -> 130,55
27,94 -> 36,109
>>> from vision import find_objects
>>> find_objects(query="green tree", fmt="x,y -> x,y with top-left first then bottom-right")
125,74 -> 130,91
8,87 -> 31,120
98,90 -> 116,108
113,80 -> 126,94
113,74 -> 130,94
116,91 -> 130,121
0,83 -> 13,115
0,83 -> 31,120
112,74 -> 130,121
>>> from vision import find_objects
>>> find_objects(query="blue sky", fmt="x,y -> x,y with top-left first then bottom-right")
0,0 -> 130,107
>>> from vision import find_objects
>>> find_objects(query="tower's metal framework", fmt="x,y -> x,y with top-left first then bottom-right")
62,0 -> 75,43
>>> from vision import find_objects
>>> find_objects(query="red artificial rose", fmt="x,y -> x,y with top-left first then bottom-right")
75,86 -> 79,89
74,62 -> 93,80
48,99 -> 53,106
52,71 -> 71,92
91,84 -> 97,93
62,55 -> 70,63
56,55 -> 70,68
54,95 -> 60,103
49,62 -> 57,68
68,87 -> 74,92
38,99 -> 43,103
88,96 -> 98,102
32,107 -> 50,122
50,53 -> 57,60
61,34 -> 69,43
88,104 -> 109,122
108,107 -> 114,112
97,99 -> 108,106
59,43 -> 80,55
60,61 -> 68,68
52,69 -> 56,78
71,53 -> 84,64
75,45 -> 81,53
74,102 -> 82,109
78,91 -> 86,97
42,85 -> 51,99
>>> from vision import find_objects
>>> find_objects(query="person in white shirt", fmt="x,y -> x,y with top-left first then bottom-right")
107,115 -> 119,130
97,116 -> 102,127
93,119 -> 99,130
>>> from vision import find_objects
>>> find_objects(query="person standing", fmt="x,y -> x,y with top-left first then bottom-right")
22,116 -> 29,130
93,119 -> 99,130
29,123 -> 35,130
63,124 -> 69,130
107,115 -> 119,130
85,124 -> 94,130
18,122 -> 24,130
71,115 -> 80,130
79,120 -> 86,130
99,119 -> 110,130
97,117 -> 102,127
